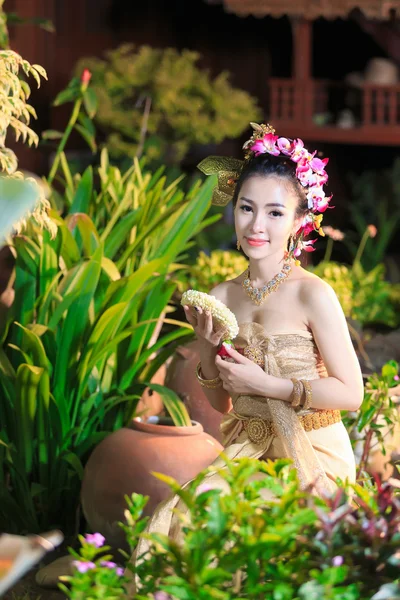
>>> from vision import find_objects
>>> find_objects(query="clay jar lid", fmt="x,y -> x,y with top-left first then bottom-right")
131,415 -> 204,436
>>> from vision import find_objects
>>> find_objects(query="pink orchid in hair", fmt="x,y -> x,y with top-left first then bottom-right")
307,171 -> 329,187
290,139 -> 307,163
307,186 -> 333,212
297,213 -> 324,237
250,133 -> 280,156
296,159 -> 314,187
294,238 -> 317,257
315,194 -> 333,212
310,156 -> 329,173
277,137 -> 294,155
242,123 -> 333,260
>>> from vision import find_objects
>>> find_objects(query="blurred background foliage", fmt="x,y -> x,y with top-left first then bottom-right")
74,44 -> 262,171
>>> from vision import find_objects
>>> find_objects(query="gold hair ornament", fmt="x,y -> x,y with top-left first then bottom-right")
197,155 -> 244,206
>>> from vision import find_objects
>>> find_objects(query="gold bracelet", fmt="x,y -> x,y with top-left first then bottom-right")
289,378 -> 303,407
301,379 -> 313,410
196,361 -> 222,389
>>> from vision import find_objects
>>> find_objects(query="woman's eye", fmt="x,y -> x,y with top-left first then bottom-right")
270,210 -> 283,217
239,205 -> 252,212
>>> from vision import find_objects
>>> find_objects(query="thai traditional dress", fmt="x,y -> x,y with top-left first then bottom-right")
128,322 -> 356,583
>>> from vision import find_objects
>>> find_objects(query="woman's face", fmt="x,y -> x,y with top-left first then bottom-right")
234,175 -> 299,258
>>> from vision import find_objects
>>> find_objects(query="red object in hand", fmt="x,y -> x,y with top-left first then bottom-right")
217,340 -> 236,363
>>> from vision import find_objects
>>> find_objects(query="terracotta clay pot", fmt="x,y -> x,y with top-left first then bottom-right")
165,340 -> 223,443
135,363 -> 167,419
80,416 -> 223,550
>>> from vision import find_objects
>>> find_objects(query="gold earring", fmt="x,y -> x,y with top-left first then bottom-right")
236,240 -> 241,250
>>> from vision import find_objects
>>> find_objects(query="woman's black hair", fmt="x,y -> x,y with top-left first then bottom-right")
232,154 -> 308,217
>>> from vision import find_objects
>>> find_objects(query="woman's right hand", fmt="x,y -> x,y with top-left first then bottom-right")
183,305 -> 228,349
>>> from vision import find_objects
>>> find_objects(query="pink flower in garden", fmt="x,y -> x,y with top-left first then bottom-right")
196,483 -> 213,495
154,593 -> 172,600
250,133 -> 280,156
100,561 -> 124,576
332,555 -> 344,567
81,69 -> 92,84
100,561 -> 117,568
73,560 -> 96,573
277,137 -> 294,155
367,224 -> 377,238
394,375 -> 399,381
85,533 -> 105,547
322,226 -> 345,241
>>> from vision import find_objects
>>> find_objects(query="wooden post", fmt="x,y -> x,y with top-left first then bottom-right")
290,17 -> 313,124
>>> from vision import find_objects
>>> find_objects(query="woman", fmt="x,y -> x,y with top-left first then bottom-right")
129,123 -> 363,581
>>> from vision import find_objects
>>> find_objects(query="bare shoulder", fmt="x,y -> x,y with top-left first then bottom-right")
297,269 -> 341,316
209,281 -> 231,303
209,273 -> 244,304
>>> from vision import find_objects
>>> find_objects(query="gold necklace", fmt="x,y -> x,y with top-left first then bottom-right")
242,262 -> 292,306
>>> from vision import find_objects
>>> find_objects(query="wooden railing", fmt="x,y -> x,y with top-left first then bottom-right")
269,78 -> 400,129
363,84 -> 400,126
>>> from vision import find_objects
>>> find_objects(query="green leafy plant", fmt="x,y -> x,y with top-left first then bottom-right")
343,360 -> 400,479
311,261 -> 400,329
0,75 -> 224,535
176,249 -> 248,295
74,44 -> 261,167
43,67 -> 98,188
0,1 -> 53,237
64,457 -> 400,599
346,160 -> 400,272
0,161 -> 216,534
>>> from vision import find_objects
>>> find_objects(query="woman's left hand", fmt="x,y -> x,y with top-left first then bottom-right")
215,344 -> 268,396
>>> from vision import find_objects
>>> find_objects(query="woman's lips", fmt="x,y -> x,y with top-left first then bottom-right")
245,238 -> 268,247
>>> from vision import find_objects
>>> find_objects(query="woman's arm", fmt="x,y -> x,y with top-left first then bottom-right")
268,277 -> 364,411
198,345 -> 233,414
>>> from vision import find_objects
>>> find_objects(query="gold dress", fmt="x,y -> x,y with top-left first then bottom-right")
129,322 -> 356,578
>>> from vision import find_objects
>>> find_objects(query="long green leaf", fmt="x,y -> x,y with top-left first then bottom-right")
120,326 -> 192,389
146,383 -> 191,427
39,227 -> 62,297
65,212 -> 100,257
153,176 -> 213,262
70,166 -> 93,214
53,246 -> 103,402
15,364 -> 42,473
103,210 -> 140,259
102,258 -> 166,309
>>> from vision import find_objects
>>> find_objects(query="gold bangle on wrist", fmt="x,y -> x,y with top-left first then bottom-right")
196,361 -> 223,389
289,378 -> 303,407
301,379 -> 313,410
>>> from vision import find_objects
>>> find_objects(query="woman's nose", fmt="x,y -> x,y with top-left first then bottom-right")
250,216 -> 266,233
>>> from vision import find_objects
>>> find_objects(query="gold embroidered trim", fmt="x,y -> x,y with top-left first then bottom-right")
243,409 -> 341,444
243,345 -> 265,368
